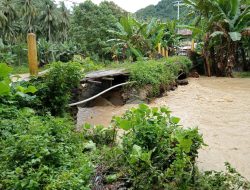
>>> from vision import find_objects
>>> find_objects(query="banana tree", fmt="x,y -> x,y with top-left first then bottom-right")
184,0 -> 250,76
107,16 -> 146,60
108,16 -> 171,60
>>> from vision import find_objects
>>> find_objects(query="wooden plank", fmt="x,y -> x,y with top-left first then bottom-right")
84,69 -> 129,80
102,77 -> 114,81
87,80 -> 102,84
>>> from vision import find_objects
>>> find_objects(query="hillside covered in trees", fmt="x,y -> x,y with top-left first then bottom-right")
135,0 -> 188,21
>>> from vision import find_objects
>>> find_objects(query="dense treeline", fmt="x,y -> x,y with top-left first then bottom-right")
0,0 -> 69,42
71,1 -> 127,60
0,0 -> 127,64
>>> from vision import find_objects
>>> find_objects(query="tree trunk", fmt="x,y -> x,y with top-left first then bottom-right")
210,46 -> 217,76
240,43 -> 248,71
48,24 -> 51,41
203,33 -> 211,77
226,41 -> 236,77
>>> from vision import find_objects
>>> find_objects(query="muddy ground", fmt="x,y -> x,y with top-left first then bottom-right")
77,77 -> 250,179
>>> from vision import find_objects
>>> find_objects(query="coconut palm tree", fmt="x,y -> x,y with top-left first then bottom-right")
20,0 -> 37,33
0,0 -> 18,42
39,0 -> 58,41
58,2 -> 70,42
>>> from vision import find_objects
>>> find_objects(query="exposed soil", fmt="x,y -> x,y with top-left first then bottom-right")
77,77 -> 250,179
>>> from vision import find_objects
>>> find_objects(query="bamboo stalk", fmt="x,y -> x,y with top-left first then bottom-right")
162,47 -> 166,57
165,47 -> 169,58
191,39 -> 195,51
27,33 -> 38,76
158,43 -> 161,55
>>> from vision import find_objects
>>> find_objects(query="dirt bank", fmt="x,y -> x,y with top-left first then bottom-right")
77,77 -> 250,179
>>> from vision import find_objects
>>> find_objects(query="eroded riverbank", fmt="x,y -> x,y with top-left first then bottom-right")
77,77 -> 250,179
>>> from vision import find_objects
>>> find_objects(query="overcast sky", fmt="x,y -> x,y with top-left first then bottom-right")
55,0 -> 161,13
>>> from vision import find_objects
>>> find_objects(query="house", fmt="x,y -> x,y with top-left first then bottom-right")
177,29 -> 195,55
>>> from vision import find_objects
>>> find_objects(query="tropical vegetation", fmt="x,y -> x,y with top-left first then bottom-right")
183,0 -> 250,76
0,0 -> 250,189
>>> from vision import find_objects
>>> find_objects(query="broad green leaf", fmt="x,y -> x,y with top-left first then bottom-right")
0,63 -> 12,78
178,138 -> 192,153
171,117 -> 181,124
17,86 -> 25,93
175,132 -> 193,153
132,145 -> 142,155
229,32 -> 242,41
84,123 -> 92,129
24,86 -> 37,94
119,120 -> 132,131
160,107 -> 171,115
139,104 -> 149,111
0,81 -> 11,95
21,107 -> 35,116
230,0 -> 239,17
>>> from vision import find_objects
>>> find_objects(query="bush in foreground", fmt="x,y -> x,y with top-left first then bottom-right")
85,104 -> 250,190
0,105 -> 92,189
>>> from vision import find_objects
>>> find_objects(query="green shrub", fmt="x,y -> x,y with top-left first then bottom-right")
0,63 -> 13,97
88,104 -> 249,190
0,63 -> 37,105
234,71 -> 250,78
73,56 -> 104,72
112,104 -> 204,189
82,124 -> 116,147
127,57 -> 192,96
128,60 -> 172,95
192,162 -> 250,189
165,56 -> 193,74
0,105 -> 93,190
31,62 -> 84,116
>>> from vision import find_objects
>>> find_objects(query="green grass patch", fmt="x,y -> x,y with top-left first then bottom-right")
126,56 -> 192,95
11,65 -> 48,75
11,65 -> 30,74
234,72 -> 250,78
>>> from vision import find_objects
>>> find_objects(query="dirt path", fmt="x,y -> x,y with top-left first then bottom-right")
77,77 -> 250,179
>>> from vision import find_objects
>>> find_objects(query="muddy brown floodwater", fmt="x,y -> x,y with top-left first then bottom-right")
77,77 -> 250,180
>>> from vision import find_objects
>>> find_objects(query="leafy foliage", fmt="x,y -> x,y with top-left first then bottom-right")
82,124 -> 116,147
127,57 -> 192,95
71,0 -> 127,60
0,63 -> 37,104
193,162 -> 250,189
184,0 -> 250,75
73,56 -> 104,73
85,104 -> 250,190
0,105 -> 93,190
111,104 -> 204,189
108,16 -> 181,61
29,62 -> 83,116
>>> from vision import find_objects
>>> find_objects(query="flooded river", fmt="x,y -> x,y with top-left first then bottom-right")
77,77 -> 250,179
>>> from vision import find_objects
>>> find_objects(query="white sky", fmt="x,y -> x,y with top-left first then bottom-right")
56,0 -> 161,13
